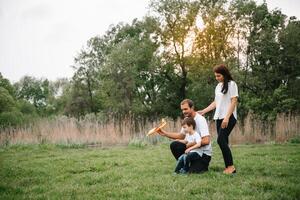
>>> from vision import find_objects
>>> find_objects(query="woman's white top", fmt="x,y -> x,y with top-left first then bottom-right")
213,80 -> 238,120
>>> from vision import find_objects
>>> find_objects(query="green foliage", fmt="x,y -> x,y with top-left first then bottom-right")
17,100 -> 37,115
288,136 -> 300,144
0,87 -> 16,113
128,138 -> 149,148
232,0 -> 300,120
0,73 -> 15,97
0,111 -> 24,128
273,85 -> 298,113
14,76 -> 52,115
0,74 -> 65,128
1,0 -> 300,125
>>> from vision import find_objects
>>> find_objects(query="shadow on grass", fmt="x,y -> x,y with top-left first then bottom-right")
209,166 -> 224,172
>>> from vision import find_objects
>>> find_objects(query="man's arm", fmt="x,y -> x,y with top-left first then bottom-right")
201,136 -> 210,146
186,141 -> 196,148
157,129 -> 185,140
185,141 -> 200,153
185,136 -> 210,153
176,139 -> 188,144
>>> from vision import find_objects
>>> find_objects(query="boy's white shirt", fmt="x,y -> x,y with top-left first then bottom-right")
180,113 -> 213,156
184,131 -> 201,144
184,131 -> 202,153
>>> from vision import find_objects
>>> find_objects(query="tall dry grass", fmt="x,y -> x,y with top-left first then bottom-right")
0,115 -> 180,146
0,113 -> 299,146
227,113 -> 300,144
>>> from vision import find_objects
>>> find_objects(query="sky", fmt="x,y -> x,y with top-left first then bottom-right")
0,0 -> 299,82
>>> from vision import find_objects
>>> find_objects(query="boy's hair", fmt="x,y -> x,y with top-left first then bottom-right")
182,117 -> 196,130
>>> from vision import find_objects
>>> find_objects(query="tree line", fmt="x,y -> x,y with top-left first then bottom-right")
1,0 -> 299,128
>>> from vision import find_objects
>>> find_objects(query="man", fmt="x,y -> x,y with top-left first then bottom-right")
157,99 -> 212,173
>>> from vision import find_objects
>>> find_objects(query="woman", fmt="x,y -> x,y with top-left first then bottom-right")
199,64 -> 238,174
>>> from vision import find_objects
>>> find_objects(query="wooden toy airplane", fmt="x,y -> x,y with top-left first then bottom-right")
147,118 -> 167,136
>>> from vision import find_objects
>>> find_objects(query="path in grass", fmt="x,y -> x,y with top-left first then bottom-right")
0,143 -> 299,200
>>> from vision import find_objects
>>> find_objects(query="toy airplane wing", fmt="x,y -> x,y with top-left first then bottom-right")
147,118 -> 167,136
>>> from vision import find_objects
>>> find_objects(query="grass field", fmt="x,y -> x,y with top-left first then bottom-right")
0,142 -> 299,200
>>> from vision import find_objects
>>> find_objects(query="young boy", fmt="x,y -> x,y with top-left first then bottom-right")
174,117 -> 202,174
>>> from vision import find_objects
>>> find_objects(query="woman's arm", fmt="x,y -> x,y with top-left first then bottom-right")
221,97 -> 238,128
198,101 -> 216,115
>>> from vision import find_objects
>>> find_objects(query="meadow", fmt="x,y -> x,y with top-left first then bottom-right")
0,142 -> 299,200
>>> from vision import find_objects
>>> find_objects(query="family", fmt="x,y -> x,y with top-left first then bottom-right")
157,64 -> 238,175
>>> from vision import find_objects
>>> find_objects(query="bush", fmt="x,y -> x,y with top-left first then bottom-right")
17,100 -> 37,115
0,87 -> 16,112
128,138 -> 149,148
0,111 -> 25,128
288,136 -> 300,144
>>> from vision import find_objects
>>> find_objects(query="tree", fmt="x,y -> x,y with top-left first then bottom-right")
96,17 -> 167,118
0,74 -> 25,128
232,0 -> 299,119
0,87 -> 16,113
14,76 -> 52,115
150,0 -> 200,101
188,0 -> 237,111
0,73 -> 15,98
278,17 -> 300,111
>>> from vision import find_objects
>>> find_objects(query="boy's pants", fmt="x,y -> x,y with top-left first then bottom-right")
170,141 -> 211,173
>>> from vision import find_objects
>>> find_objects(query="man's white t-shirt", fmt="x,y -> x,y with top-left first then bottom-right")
180,113 -> 212,156
213,80 -> 238,120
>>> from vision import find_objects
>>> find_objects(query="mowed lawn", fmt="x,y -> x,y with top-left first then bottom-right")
0,142 -> 299,200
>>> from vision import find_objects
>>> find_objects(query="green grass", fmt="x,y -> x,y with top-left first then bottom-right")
0,143 -> 299,200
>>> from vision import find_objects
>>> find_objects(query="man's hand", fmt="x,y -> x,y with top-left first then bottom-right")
185,148 -> 191,154
176,139 -> 188,144
221,117 -> 229,129
156,128 -> 167,136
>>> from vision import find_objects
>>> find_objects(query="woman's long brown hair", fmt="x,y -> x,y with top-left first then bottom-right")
214,64 -> 233,94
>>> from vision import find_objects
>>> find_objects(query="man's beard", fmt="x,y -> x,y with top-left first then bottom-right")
183,113 -> 191,117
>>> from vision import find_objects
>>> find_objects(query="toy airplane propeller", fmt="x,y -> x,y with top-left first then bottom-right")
147,118 -> 167,136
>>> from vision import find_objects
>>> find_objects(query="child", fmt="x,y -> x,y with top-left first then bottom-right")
174,117 -> 202,174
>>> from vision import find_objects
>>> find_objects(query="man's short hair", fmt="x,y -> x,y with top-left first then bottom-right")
180,99 -> 194,109
182,117 -> 196,129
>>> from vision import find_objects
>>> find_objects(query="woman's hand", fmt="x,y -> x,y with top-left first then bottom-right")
221,117 -> 229,129
198,101 -> 216,116
198,109 -> 206,116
